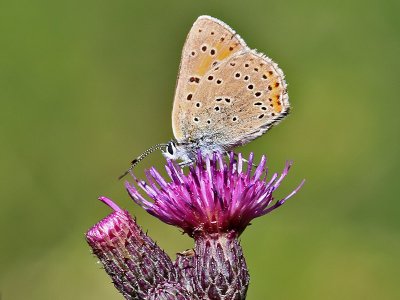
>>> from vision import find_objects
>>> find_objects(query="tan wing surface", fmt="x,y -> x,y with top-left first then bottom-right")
180,50 -> 290,147
172,16 -> 248,141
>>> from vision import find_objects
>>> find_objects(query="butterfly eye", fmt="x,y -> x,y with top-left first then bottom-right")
167,142 -> 175,155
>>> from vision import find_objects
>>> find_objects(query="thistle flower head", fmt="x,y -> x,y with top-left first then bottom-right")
126,152 -> 304,237
86,197 -> 178,299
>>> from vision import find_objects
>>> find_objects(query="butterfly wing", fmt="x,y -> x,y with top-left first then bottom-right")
172,16 -> 248,141
181,49 -> 290,148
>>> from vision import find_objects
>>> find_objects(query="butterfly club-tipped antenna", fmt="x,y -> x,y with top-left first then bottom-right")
118,143 -> 167,180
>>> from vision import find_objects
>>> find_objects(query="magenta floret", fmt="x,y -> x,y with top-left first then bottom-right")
126,152 -> 304,236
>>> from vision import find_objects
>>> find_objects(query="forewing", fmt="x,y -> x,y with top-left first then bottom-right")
181,50 -> 290,147
172,16 -> 248,141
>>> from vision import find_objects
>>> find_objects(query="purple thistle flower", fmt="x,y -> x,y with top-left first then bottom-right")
126,152 -> 304,237
86,197 -> 185,299
86,152 -> 304,300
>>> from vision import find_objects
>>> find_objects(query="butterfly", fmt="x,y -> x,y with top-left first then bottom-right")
119,16 -> 289,179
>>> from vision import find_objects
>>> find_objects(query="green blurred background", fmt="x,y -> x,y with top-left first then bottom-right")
1,0 -> 399,299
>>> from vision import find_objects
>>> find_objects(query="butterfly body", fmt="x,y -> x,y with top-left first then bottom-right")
119,16 -> 290,178
162,137 -> 228,166
163,16 -> 289,164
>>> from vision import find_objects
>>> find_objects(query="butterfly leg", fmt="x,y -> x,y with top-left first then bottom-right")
231,153 -> 258,169
178,160 -> 194,168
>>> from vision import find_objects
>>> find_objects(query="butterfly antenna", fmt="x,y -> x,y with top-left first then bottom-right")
118,143 -> 167,180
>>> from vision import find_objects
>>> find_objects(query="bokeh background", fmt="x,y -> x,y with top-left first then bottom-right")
1,0 -> 399,299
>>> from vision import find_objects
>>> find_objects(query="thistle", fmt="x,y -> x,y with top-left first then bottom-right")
86,152 -> 304,299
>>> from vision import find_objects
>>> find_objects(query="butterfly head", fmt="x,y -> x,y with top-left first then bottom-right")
162,140 -> 191,162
